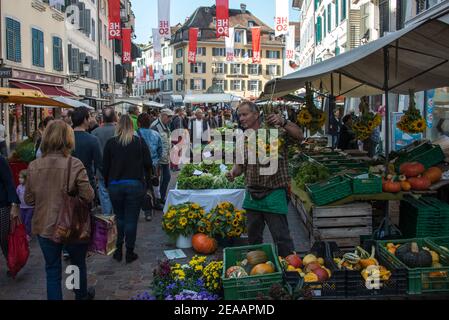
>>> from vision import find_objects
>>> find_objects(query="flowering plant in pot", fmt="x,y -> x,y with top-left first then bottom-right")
161,202 -> 205,240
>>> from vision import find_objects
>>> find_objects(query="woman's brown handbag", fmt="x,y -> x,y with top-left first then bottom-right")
52,156 -> 92,244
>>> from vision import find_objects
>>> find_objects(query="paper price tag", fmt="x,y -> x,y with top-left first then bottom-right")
193,170 -> 203,176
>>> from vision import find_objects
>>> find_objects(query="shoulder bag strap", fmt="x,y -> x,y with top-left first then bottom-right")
66,156 -> 72,194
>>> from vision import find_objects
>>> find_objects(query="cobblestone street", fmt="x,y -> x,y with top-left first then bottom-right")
0,175 -> 309,300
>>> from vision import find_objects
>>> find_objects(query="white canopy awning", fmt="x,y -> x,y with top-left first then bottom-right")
184,94 -> 242,104
52,96 -> 94,110
262,3 -> 449,98
145,101 -> 166,108
171,95 -> 184,102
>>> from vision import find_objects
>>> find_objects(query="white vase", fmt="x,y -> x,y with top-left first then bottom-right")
176,234 -> 192,249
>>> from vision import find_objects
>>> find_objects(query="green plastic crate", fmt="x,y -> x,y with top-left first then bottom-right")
377,238 -> 449,295
306,176 -> 352,206
427,237 -> 449,254
222,243 -> 283,300
346,173 -> 382,194
395,144 -> 445,170
400,197 -> 449,238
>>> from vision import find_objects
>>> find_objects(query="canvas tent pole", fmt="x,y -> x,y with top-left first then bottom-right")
329,73 -> 335,134
384,46 -> 391,165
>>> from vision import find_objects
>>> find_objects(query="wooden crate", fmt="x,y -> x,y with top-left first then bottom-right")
312,203 -> 373,249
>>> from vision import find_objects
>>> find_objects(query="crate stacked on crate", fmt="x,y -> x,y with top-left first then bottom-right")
306,176 -> 352,206
309,203 -> 373,250
377,238 -> 449,295
394,142 -> 445,170
222,244 -> 283,300
399,196 -> 449,238
346,173 -> 383,195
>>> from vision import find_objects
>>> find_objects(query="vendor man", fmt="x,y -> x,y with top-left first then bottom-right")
227,101 -> 304,257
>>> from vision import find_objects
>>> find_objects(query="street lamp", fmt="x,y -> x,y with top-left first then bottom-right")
67,57 -> 91,83
82,57 -> 90,77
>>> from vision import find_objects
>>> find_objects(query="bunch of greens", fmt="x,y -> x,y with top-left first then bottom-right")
11,139 -> 35,163
178,163 -> 242,190
294,162 -> 330,188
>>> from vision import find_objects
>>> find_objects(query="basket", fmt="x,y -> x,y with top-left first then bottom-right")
298,241 -> 346,298
306,176 -> 352,206
377,238 -> 449,295
222,244 -> 283,300
399,197 -> 449,238
346,173 -> 382,195
344,240 -> 408,297
395,143 -> 445,170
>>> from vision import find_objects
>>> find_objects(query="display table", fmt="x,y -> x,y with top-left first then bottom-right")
163,189 -> 246,213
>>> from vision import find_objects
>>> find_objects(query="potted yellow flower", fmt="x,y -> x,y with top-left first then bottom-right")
198,202 -> 247,247
162,202 -> 205,249
397,89 -> 427,134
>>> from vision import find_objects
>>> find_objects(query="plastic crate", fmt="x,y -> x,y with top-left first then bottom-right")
400,197 -> 449,238
306,176 -> 352,206
377,238 -> 449,295
299,241 -> 346,298
344,241 -> 408,297
426,237 -> 449,254
222,244 -> 283,300
395,144 -> 445,170
346,173 -> 382,195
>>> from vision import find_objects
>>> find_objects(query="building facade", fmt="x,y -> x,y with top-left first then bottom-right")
171,4 -> 284,101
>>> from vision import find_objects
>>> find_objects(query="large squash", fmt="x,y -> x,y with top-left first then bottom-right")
423,167 -> 443,184
192,233 -> 218,255
395,242 -> 432,268
246,250 -> 268,265
408,177 -> 431,191
400,162 -> 425,178
226,266 -> 248,278
383,180 -> 402,193
250,262 -> 276,275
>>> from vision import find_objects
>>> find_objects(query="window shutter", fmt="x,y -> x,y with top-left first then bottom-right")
32,29 -> 37,66
336,0 -> 339,25
99,59 -> 103,81
224,80 -> 228,91
224,63 -> 228,74
85,10 -> 91,36
241,80 -> 245,92
266,66 -> 269,76
190,79 -> 194,90
277,65 -> 281,76
68,44 -> 73,72
202,63 -> 206,73
259,64 -> 262,75
259,81 -> 262,92
242,64 -> 246,75
6,18 -> 14,61
190,63 -> 194,73
39,31 -> 44,67
53,38 -> 58,71
202,79 -> 206,90
79,52 -> 86,75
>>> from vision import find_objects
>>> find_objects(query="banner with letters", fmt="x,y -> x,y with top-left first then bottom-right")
122,28 -> 132,64
225,27 -> 235,63
275,0 -> 289,37
158,0 -> 171,39
188,28 -> 199,64
153,29 -> 162,63
108,0 -> 121,40
252,27 -> 261,64
216,0 -> 229,38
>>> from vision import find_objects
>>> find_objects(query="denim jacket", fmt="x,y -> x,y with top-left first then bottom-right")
137,128 -> 163,166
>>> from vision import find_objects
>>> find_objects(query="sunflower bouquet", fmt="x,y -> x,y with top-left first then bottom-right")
202,260 -> 224,293
352,96 -> 382,141
397,89 -> 427,134
297,83 -> 327,135
162,202 -> 205,239
198,202 -> 247,239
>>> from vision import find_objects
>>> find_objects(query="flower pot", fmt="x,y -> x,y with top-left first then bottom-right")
176,234 -> 192,249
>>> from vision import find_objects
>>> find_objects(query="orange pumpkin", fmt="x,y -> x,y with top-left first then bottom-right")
250,262 -> 276,275
423,167 -> 443,184
383,180 -> 402,193
192,233 -> 218,255
408,177 -> 431,191
400,162 -> 426,178
400,181 -> 412,192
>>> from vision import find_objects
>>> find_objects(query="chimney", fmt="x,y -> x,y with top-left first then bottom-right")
240,4 -> 247,13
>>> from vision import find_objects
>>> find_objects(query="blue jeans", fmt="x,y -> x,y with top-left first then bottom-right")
98,174 -> 113,216
160,164 -> 171,202
37,236 -> 88,300
108,181 -> 144,250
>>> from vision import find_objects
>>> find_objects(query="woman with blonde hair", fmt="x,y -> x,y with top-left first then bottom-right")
24,120 -> 95,300
103,115 -> 152,264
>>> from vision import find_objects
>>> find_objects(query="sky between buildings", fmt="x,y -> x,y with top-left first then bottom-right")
131,0 -> 299,44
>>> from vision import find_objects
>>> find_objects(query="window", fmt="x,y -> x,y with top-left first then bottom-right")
163,47 -> 168,58
234,49 -> 245,57
176,48 -> 183,58
249,64 -> 260,75
32,28 -> 44,67
197,47 -> 206,56
248,80 -> 260,92
231,64 -> 242,75
324,9 -> 327,37
341,0 -> 347,21
53,37 -> 63,71
6,18 -> 21,62
166,79 -> 173,91
91,19 -> 96,41
176,63 -> 183,75
231,80 -> 243,91
212,47 -> 226,56
266,50 -> 281,59
266,65 -> 280,76
336,0 -> 339,25
190,62 -> 206,74
328,4 -> 332,32
190,79 -> 206,90
213,63 -> 225,74
213,79 -> 226,91
316,16 -> 322,44
235,30 -> 244,43
248,21 -> 256,28
176,79 -> 184,91
360,3 -> 370,41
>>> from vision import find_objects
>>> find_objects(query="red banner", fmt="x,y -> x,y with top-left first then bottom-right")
149,65 -> 154,80
108,0 -> 121,40
122,28 -> 132,64
216,0 -> 229,38
188,28 -> 199,64
252,27 -> 261,64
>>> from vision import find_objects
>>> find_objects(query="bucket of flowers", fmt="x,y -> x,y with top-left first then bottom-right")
397,89 -> 427,134
162,202 -> 205,248
198,202 -> 247,247
352,96 -> 382,141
